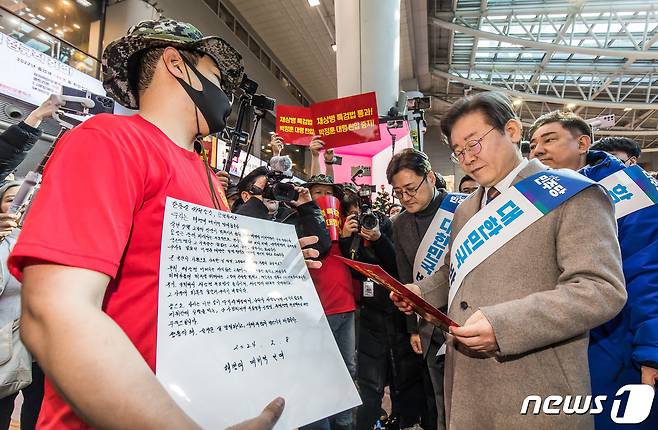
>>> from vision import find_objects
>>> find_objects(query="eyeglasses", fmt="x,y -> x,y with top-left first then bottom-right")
450,126 -> 496,164
393,174 -> 427,199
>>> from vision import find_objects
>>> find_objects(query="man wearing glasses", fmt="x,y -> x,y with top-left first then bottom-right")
391,92 -> 626,429
386,148 -> 453,430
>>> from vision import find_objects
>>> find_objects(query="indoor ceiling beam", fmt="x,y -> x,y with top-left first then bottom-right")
528,10 -> 579,87
437,1 -> 657,18
431,18 -> 658,60
432,69 -> 658,110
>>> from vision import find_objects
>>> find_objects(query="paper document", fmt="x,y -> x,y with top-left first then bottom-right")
157,198 -> 361,429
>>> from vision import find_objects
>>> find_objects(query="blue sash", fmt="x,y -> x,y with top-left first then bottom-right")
448,169 -> 595,308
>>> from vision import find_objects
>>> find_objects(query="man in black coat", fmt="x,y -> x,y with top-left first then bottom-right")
338,192 -> 425,430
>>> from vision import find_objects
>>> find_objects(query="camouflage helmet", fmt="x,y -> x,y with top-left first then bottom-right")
341,182 -> 358,196
303,174 -> 344,200
102,17 -> 244,110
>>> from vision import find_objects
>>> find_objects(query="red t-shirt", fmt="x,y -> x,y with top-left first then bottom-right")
8,113 -> 228,429
309,242 -> 355,315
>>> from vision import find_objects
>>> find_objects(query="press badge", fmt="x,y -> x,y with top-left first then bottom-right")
363,279 -> 374,297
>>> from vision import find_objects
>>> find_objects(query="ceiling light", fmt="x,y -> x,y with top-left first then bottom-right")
73,23 -> 80,29
331,43 -> 337,52
61,0 -> 73,6
44,6 -> 54,13
307,0 -> 320,6
565,103 -> 576,110
76,0 -> 93,6
623,107 -> 632,112
512,98 -> 522,107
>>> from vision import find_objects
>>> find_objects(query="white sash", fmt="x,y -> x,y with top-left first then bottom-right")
598,165 -> 658,219
447,169 -> 595,309
413,193 -> 468,282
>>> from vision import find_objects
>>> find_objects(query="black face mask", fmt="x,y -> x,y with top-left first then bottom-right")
174,55 -> 232,136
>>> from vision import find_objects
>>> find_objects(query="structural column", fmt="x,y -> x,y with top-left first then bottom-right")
335,0 -> 401,115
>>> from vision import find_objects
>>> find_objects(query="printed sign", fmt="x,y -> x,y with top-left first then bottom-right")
0,33 -> 105,106
276,92 -> 380,148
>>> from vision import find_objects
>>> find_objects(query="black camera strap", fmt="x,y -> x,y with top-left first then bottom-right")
349,233 -> 361,260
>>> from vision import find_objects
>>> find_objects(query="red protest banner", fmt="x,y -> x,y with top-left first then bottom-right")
275,105 -> 315,146
275,92 -> 380,149
333,256 -> 460,332
311,92 -> 380,148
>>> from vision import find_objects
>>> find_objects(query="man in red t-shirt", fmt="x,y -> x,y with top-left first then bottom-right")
8,18 -> 309,430
302,173 -> 356,430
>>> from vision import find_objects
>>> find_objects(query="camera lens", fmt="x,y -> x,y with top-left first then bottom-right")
360,212 -> 378,230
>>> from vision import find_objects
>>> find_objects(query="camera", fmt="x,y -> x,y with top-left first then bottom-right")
261,170 -> 299,202
239,75 -> 258,96
407,96 -> 431,111
61,86 -> 115,115
237,76 -> 275,111
357,185 -> 378,230
252,93 -> 275,111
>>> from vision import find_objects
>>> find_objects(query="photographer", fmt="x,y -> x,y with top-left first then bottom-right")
0,95 -> 63,182
234,166 -> 331,257
338,192 -> 424,430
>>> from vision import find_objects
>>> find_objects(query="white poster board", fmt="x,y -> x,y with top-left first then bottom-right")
156,198 -> 361,429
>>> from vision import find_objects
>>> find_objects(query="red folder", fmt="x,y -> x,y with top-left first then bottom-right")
333,256 -> 459,332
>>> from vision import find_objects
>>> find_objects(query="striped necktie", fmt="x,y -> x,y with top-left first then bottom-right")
486,187 -> 500,205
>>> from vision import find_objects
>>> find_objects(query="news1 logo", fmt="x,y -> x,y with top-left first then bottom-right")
520,385 -> 655,424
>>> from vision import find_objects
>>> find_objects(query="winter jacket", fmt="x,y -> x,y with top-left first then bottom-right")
581,150 -> 658,430
0,121 -> 42,182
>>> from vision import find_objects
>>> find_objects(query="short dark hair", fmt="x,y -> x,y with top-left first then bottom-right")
459,175 -> 475,190
527,110 -> 592,142
130,48 -> 202,97
441,92 -> 518,145
386,148 -> 432,183
591,136 -> 641,159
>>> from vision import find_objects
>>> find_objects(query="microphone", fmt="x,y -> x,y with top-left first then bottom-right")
351,168 -> 364,184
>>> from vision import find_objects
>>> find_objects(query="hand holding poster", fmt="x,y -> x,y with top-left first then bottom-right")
157,198 -> 361,429
276,92 -> 380,148
333,256 -> 460,332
